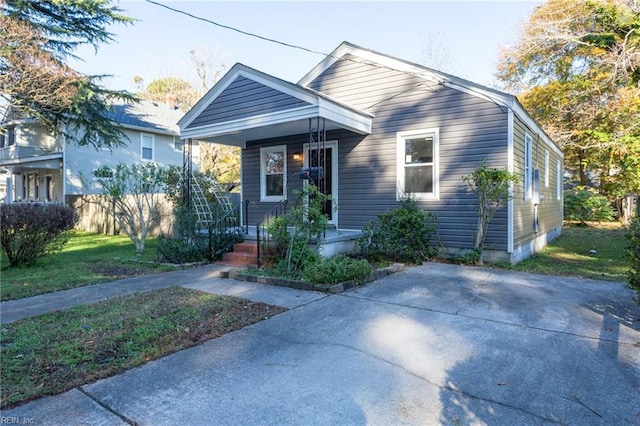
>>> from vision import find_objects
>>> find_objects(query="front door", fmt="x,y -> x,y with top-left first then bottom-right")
304,141 -> 338,226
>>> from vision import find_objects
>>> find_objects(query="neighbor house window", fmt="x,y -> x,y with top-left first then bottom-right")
260,145 -> 286,202
544,150 -> 550,188
174,138 -> 184,152
396,128 -> 439,200
524,132 -> 532,201
141,134 -> 154,161
557,159 -> 562,200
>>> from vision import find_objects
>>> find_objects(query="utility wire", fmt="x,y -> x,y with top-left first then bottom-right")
143,0 -> 509,113
144,0 -> 328,58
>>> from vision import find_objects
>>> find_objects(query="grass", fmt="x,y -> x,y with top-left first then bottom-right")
495,222 -> 629,282
0,286 -> 286,409
0,231 -> 178,301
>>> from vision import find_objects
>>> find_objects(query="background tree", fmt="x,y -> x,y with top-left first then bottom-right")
497,0 -> 640,217
135,49 -> 239,187
1,0 -> 135,149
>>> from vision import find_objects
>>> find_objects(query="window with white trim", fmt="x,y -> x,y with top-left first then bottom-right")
396,128 -> 439,200
544,150 -> 550,188
524,132 -> 532,201
557,159 -> 562,200
141,133 -> 154,161
260,145 -> 286,202
174,138 -> 184,152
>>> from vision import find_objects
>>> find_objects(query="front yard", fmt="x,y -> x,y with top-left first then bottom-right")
0,231 -> 177,301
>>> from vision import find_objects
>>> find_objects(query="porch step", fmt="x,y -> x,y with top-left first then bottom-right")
219,241 -> 258,267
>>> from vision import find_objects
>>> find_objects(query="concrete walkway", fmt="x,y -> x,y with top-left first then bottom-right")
2,263 -> 639,425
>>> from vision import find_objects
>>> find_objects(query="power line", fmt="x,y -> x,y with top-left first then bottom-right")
143,0 -> 329,58
143,0 -> 509,113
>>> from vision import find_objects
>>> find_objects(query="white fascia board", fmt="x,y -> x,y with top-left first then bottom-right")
300,43 -> 443,87
181,105 -> 319,140
180,64 -> 320,131
317,99 -> 372,135
511,102 -> 563,159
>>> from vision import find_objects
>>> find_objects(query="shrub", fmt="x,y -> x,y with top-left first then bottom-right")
303,254 -> 374,285
358,196 -> 439,264
261,185 -> 330,276
0,203 -> 78,266
564,187 -> 615,224
626,217 -> 640,305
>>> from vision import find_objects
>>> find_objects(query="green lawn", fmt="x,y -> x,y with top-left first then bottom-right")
0,231 -> 177,301
497,222 -> 629,282
0,286 -> 286,408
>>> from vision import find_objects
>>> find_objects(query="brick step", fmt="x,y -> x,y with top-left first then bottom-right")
220,251 -> 257,267
232,241 -> 258,254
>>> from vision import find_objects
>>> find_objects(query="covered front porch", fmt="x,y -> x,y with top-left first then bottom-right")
178,63 -> 372,246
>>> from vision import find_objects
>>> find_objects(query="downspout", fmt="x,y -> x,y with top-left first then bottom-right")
61,129 -> 67,206
507,109 -> 514,255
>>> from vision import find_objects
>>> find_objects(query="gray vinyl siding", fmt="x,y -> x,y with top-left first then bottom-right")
512,116 -> 563,251
241,56 -> 511,251
308,56 -> 509,251
188,76 -> 310,129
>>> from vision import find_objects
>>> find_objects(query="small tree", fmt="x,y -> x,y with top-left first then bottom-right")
89,162 -> 167,253
463,163 -> 519,264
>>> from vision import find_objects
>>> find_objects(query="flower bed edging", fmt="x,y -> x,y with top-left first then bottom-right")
223,263 -> 406,294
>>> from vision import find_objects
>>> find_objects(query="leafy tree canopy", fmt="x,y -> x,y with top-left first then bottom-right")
497,0 -> 640,208
1,0 -> 135,149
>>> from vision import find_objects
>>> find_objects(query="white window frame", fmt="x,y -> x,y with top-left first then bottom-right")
260,145 -> 287,202
141,133 -> 155,161
557,159 -> 562,200
174,137 -> 184,152
524,132 -> 532,201
544,150 -> 550,188
396,128 -> 439,200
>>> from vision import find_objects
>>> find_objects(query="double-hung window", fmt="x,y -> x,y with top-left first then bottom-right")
260,145 -> 286,202
524,132 -> 533,201
141,134 -> 154,161
396,128 -> 439,200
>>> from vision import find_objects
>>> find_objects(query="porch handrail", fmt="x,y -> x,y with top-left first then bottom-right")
256,200 -> 288,269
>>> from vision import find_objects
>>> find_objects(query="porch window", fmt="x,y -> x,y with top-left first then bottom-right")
260,145 -> 286,202
141,134 -> 154,161
396,128 -> 439,200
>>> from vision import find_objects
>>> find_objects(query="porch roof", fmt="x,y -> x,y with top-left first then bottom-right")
178,64 -> 373,147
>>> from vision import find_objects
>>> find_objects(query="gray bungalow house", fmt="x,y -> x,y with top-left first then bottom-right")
179,42 -> 563,263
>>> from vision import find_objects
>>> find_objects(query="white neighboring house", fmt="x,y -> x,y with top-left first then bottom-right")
0,99 -> 198,205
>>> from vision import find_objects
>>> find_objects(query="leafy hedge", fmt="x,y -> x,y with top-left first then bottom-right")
357,196 -> 439,264
0,203 -> 78,266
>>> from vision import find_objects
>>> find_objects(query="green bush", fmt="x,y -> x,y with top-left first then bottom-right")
261,185 -> 330,276
626,217 -> 640,305
0,203 -> 78,266
303,254 -> 373,285
357,196 -> 439,264
564,187 -> 615,224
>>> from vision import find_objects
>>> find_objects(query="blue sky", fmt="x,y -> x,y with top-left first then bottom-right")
70,1 -> 541,93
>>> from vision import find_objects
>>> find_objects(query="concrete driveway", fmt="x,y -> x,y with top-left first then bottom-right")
4,263 -> 640,425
